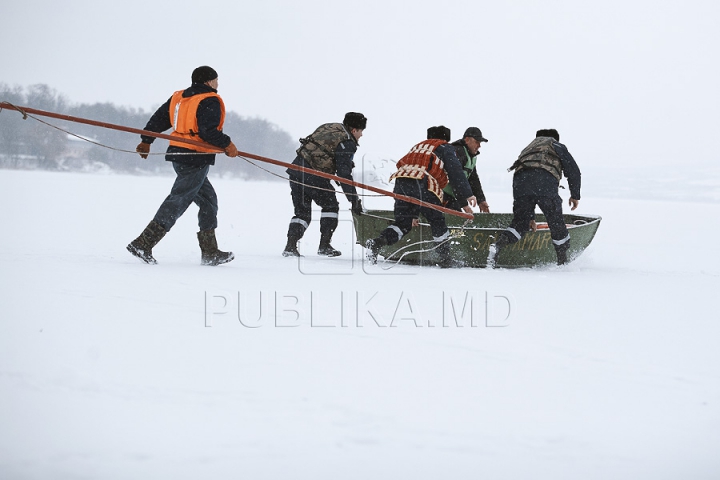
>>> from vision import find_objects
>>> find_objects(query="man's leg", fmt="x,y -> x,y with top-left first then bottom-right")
312,186 -> 342,257
365,179 -> 419,263
419,187 -> 458,267
193,176 -> 233,266
194,175 -> 219,232
487,195 -> 536,268
283,180 -> 313,257
153,163 -> 210,231
127,162 -> 207,264
537,195 -> 570,265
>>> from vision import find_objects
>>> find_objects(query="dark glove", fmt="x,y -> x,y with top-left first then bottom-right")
351,197 -> 363,215
224,142 -> 239,158
136,142 -> 151,159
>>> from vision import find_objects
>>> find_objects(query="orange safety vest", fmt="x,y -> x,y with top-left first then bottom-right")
168,90 -> 226,152
390,139 -> 450,200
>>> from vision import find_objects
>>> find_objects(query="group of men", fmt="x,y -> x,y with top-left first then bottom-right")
127,65 -> 581,268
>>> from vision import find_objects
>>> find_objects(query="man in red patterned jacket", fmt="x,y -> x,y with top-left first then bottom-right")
365,126 -> 476,268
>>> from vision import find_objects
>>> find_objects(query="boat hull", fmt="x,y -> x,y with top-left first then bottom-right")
353,211 -> 601,268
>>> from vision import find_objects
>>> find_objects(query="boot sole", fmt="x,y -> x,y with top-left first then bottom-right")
126,244 -> 157,265
317,251 -> 342,257
202,253 -> 235,266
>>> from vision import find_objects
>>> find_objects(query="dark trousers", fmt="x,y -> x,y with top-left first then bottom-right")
287,176 -> 339,240
379,177 -> 448,245
153,163 -> 218,232
500,194 -> 569,246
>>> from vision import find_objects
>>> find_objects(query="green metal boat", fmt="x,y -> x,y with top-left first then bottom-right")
352,211 -> 602,268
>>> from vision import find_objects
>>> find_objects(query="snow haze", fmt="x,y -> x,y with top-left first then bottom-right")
2,0 -> 720,476
2,0 -> 719,171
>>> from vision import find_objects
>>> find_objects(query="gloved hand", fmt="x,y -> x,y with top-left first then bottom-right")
224,142 -> 239,158
136,142 -> 151,159
351,197 -> 363,215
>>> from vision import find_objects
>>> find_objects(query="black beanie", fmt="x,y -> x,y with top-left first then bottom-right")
427,125 -> 451,142
536,129 -> 560,141
343,112 -> 367,130
192,66 -> 218,85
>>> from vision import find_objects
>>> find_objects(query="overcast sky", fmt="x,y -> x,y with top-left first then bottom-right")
2,0 -> 719,169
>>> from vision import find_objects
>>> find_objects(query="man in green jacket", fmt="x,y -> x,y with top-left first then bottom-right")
444,127 -> 490,213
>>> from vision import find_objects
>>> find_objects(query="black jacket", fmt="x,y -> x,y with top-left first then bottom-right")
437,143 -> 473,202
141,84 -> 232,167
512,140 -> 581,200
450,140 -> 486,205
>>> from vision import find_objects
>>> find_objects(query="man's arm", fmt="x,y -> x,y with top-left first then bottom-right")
467,168 -> 489,212
140,97 -> 173,144
553,141 -> 581,201
467,169 -> 486,203
335,140 -> 361,210
196,96 -> 232,149
438,144 -> 473,203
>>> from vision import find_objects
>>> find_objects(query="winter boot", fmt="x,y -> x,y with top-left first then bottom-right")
127,220 -> 167,265
436,241 -> 463,269
365,237 -> 387,265
282,234 -> 303,257
487,235 -> 510,269
197,229 -> 235,266
555,240 -> 570,266
317,232 -> 341,257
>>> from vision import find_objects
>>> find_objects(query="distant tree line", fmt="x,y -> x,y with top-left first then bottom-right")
0,83 -> 297,180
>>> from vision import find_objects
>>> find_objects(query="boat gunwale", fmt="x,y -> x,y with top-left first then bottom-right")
357,211 -> 602,232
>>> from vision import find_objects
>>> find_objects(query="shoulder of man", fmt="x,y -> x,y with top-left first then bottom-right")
336,138 -> 358,152
182,84 -> 217,97
551,140 -> 573,158
436,142 -> 457,155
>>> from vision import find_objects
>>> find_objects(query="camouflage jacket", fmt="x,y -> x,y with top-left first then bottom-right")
297,123 -> 356,174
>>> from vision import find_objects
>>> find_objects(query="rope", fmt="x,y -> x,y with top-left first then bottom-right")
238,155 -> 385,198
5,101 -> 480,268
355,208 -> 475,269
1,102 -> 208,157
3,101 -> 468,217
0,102 -> 28,119
378,217 -> 473,270
1,104 -> 391,193
235,156 -> 476,269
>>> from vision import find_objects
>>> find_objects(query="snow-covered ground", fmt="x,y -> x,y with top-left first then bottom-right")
1,168 -> 719,479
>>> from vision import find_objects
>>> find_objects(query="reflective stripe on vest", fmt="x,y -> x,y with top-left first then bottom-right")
168,90 -> 225,153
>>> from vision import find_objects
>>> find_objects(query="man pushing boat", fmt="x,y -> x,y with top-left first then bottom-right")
365,126 -> 477,268
488,129 -> 581,267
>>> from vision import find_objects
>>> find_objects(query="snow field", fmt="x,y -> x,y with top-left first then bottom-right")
1,169 -> 719,479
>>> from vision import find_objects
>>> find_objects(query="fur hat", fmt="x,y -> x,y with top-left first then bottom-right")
536,129 -> 560,141
343,112 -> 367,130
427,125 -> 451,142
191,66 -> 218,85
463,127 -> 488,143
